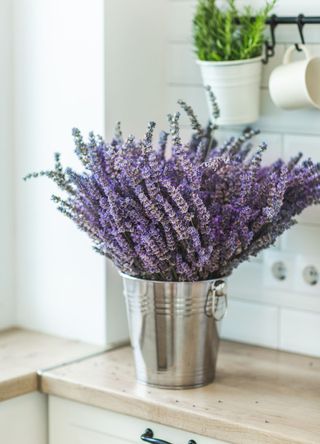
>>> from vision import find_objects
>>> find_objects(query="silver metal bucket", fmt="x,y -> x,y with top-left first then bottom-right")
121,273 -> 228,389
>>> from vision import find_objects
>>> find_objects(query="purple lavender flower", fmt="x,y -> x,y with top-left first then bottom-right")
25,88 -> 320,281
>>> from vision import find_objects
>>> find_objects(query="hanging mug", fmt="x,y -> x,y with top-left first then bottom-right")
269,45 -> 320,110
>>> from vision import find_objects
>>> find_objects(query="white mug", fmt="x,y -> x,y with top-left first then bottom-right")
269,45 -> 320,110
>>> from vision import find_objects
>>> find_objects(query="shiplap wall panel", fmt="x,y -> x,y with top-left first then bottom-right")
281,225 -> 320,256
221,299 -> 279,348
166,85 -> 208,125
166,43 -> 200,86
230,261 -> 320,312
258,88 -> 320,136
280,309 -> 320,356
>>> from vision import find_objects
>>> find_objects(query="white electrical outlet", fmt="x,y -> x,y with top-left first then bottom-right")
263,250 -> 295,291
294,255 -> 320,296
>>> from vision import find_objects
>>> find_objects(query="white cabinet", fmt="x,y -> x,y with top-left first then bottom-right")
49,396 -> 228,444
0,392 -> 47,444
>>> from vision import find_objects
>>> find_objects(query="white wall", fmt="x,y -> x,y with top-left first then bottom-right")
11,0 -> 168,346
104,0 -> 168,137
5,0 -> 320,355
103,0 -> 168,343
165,0 -> 320,356
13,0 -> 107,344
0,0 -> 15,328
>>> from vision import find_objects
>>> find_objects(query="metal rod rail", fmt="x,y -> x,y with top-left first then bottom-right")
265,15 -> 320,25
232,14 -> 319,62
236,14 -> 320,63
234,15 -> 320,25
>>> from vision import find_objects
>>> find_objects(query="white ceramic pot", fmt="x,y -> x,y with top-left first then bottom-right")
197,56 -> 262,126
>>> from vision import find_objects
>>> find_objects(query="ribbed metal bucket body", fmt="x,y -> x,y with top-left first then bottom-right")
121,274 -> 227,389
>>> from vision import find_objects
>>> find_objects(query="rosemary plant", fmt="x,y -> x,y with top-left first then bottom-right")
193,0 -> 276,61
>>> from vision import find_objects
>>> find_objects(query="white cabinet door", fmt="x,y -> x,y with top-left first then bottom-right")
0,392 -> 47,444
49,396 -> 228,444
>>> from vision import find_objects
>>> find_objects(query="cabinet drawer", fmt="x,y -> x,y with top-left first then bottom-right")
0,392 -> 47,444
49,396 -> 228,444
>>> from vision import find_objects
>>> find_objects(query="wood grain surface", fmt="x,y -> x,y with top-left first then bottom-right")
0,327 -> 100,401
41,340 -> 320,444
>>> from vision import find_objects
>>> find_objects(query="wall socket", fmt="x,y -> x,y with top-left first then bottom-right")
263,250 -> 320,296
263,251 -> 295,291
294,255 -> 320,296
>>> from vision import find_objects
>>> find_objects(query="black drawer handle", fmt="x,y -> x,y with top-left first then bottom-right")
141,428 -> 196,444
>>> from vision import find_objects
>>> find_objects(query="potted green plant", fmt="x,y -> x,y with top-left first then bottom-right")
25,90 -> 320,389
194,0 -> 275,125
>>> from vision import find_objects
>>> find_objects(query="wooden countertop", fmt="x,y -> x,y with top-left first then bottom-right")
0,327 -> 100,401
41,341 -> 320,444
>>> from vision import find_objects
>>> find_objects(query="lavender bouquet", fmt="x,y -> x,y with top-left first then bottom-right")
25,90 -> 320,282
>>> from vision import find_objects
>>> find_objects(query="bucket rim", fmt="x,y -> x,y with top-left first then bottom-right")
196,55 -> 262,66
119,271 -> 229,284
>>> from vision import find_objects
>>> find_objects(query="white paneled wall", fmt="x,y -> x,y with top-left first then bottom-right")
103,0 -> 168,343
3,0 -> 320,355
13,0 -> 107,344
0,0 -> 15,327
166,0 -> 320,356
7,0 -> 168,346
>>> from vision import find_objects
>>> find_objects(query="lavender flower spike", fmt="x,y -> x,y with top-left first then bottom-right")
25,96 -> 320,282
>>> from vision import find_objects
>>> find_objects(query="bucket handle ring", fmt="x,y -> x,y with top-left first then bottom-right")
204,280 -> 228,321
